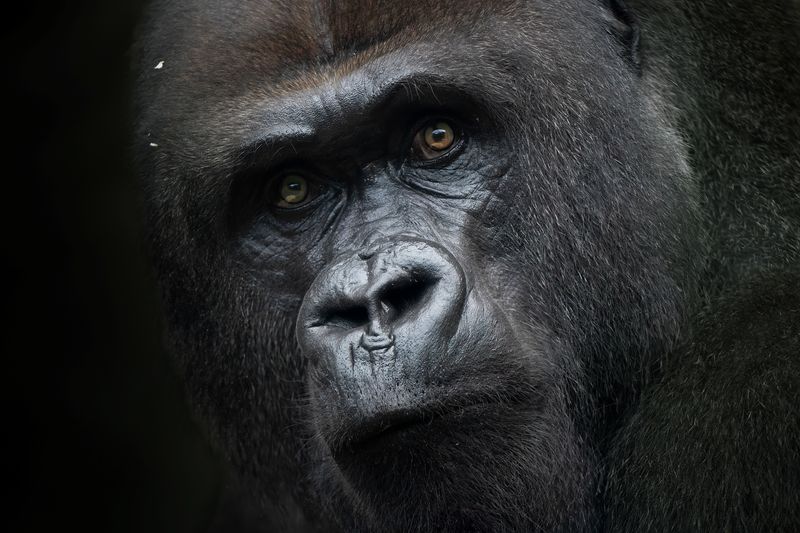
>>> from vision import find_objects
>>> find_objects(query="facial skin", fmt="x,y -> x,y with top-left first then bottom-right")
135,0 -> 703,530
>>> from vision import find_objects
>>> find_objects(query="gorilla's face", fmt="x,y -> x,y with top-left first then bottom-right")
136,0 -> 701,529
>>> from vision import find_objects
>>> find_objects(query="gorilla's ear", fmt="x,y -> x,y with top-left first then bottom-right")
602,0 -> 641,73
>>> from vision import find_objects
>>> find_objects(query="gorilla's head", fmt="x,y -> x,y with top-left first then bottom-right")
135,0 -> 702,529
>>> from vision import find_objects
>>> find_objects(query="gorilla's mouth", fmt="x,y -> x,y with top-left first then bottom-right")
330,398 -> 516,459
338,409 -> 436,455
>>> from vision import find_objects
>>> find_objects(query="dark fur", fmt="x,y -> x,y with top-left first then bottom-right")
133,0 -> 800,531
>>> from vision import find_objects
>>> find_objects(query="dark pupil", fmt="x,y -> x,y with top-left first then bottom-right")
432,129 -> 447,141
287,182 -> 302,191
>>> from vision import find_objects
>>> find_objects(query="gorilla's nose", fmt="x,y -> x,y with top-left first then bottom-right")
296,238 -> 466,376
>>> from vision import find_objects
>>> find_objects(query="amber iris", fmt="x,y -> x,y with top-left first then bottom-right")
412,120 -> 458,160
277,174 -> 309,207
425,122 -> 455,151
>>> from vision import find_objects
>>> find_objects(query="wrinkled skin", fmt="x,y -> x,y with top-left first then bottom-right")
133,0 -> 800,531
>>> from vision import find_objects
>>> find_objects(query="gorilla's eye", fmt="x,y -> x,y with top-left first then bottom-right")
274,174 -> 311,209
411,120 -> 460,161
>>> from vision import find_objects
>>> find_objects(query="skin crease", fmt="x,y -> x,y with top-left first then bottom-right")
133,0 -> 800,531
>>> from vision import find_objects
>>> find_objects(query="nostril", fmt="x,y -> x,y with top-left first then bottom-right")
379,276 -> 437,322
318,304 -> 370,330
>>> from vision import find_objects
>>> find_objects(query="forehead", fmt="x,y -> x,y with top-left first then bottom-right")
143,0 -> 530,81
137,0 -> 605,156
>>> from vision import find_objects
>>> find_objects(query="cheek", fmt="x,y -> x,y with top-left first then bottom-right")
458,163 -> 524,258
233,227 -> 325,300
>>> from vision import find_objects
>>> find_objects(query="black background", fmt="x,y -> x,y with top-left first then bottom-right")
6,2 -> 224,532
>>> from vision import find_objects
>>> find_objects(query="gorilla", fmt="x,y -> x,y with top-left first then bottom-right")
133,0 -> 800,530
